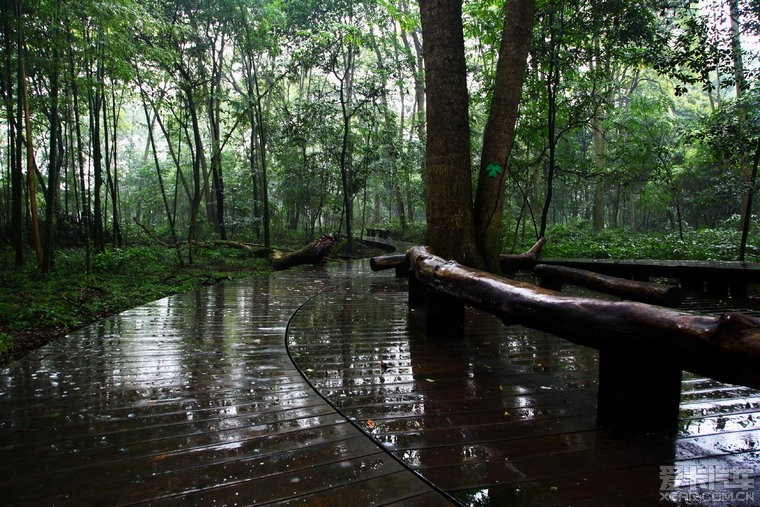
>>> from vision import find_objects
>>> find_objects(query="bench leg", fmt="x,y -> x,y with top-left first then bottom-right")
424,290 -> 464,339
408,274 -> 426,308
596,348 -> 682,434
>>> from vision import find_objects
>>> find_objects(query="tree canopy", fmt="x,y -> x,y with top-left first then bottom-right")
2,0 -> 760,271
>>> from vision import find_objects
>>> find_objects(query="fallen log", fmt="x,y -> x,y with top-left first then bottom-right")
499,237 -> 548,275
272,234 -> 337,270
408,246 -> 760,390
133,217 -> 170,247
533,263 -> 684,307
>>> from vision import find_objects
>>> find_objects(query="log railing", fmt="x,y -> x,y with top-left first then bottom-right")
533,263 -> 685,307
373,246 -> 760,432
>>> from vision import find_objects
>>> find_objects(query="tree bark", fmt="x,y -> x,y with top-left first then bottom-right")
5,0 -> 22,265
20,57 -> 41,265
739,139 -> 760,261
42,47 -> 60,273
419,0 -> 481,267
474,0 -> 536,272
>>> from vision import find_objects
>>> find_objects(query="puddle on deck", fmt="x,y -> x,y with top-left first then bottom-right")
287,272 -> 760,506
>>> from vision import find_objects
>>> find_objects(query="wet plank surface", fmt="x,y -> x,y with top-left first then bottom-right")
287,269 -> 760,506
2,257 -> 759,506
0,263 -> 448,506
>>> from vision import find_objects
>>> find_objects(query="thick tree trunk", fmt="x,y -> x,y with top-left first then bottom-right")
474,0 -> 536,272
419,0 -> 481,267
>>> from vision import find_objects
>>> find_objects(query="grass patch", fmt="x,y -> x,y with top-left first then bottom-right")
0,244 -> 272,364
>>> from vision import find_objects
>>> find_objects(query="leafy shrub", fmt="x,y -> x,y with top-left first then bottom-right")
0,333 -> 13,355
511,223 -> 758,262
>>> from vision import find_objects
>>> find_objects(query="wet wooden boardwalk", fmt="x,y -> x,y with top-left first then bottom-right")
0,263 -> 450,506
2,258 -> 759,505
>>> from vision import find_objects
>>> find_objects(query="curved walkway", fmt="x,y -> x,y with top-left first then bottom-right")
2,257 -> 759,505
0,261 -> 450,506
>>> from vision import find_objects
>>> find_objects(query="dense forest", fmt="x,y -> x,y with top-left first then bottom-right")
2,0 -> 760,270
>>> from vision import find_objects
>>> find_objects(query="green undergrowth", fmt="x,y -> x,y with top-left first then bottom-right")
0,244 -> 272,364
513,223 -> 760,262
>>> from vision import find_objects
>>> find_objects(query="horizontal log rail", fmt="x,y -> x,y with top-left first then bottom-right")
405,246 -> 760,432
533,263 -> 684,307
408,246 -> 760,388
370,253 -> 407,272
540,258 -> 760,298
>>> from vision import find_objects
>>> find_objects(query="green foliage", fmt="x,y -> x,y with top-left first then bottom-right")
0,333 -> 13,355
516,222 -> 758,261
0,245 -> 271,363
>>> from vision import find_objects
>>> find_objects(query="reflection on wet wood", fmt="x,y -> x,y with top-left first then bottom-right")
287,270 -> 760,505
0,265 -> 448,506
3,258 -> 759,506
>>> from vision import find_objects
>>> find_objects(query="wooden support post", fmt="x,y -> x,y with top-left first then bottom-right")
395,263 -> 410,278
408,274 -> 427,308
424,290 -> 464,339
680,277 -> 704,293
730,280 -> 749,299
596,348 -> 682,434
706,277 -> 730,298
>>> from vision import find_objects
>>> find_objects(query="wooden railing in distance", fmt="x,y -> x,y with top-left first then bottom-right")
374,246 -> 760,433
533,263 -> 685,307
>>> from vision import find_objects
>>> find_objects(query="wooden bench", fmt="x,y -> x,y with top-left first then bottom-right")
375,247 -> 760,434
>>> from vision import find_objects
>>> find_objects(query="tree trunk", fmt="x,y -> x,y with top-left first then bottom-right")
20,57 -> 41,265
90,43 -> 104,252
207,33 -> 227,240
185,84 -> 205,264
6,0 -> 22,266
474,0 -> 536,271
419,0 -> 481,266
139,88 -> 183,266
42,47 -> 60,273
739,139 -> 760,261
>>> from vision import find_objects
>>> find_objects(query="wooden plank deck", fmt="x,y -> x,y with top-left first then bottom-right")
0,263 -> 450,506
2,257 -> 759,506
287,267 -> 760,506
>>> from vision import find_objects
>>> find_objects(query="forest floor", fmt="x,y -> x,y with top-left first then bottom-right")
0,241 -> 386,366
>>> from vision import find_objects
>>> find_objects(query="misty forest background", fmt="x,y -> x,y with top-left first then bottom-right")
3,0 -> 760,357
5,0 -> 760,263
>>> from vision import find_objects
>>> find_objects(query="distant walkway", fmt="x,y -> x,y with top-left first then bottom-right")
0,261 -> 450,506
